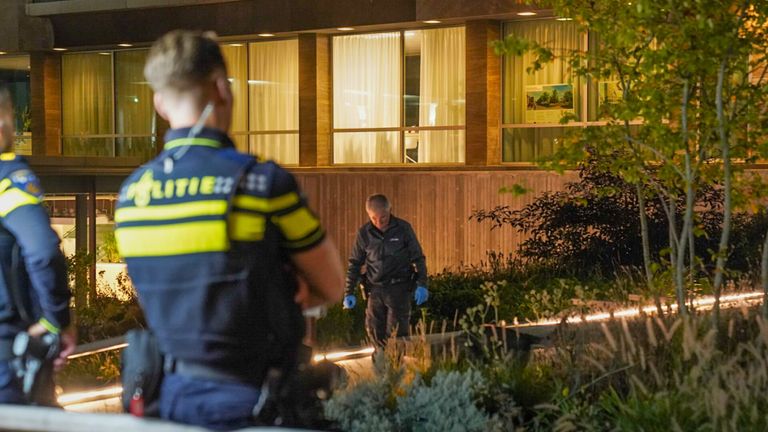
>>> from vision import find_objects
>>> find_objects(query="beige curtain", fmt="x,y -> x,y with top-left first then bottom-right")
503,20 -> 581,125
220,44 -> 249,153
418,26 -> 465,163
333,32 -> 401,164
62,53 -> 114,155
115,50 -> 154,158
248,39 -> 299,164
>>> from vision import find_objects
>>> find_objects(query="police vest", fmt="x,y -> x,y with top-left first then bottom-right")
115,133 -> 312,377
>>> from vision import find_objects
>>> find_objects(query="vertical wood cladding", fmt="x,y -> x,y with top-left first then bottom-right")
465,20 -> 501,166
30,52 -> 62,156
299,34 -> 331,167
294,169 -> 576,273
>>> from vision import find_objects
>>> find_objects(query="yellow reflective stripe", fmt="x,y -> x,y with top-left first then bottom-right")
39,317 -> 60,335
233,192 -> 299,213
0,188 -> 41,217
0,179 -> 11,194
285,227 -> 325,250
164,138 -> 222,150
116,220 -> 229,257
0,153 -> 16,161
115,200 -> 228,223
272,207 -> 320,241
229,212 -> 266,241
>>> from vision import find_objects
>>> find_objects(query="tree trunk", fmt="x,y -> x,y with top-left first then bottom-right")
713,61 -> 732,327
761,226 -> 768,319
636,185 -> 661,316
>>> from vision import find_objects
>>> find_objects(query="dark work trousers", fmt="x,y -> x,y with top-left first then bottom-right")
159,373 -> 262,431
365,281 -> 413,347
0,360 -> 24,404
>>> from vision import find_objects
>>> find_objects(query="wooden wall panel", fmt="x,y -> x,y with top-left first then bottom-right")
293,170 -> 576,274
30,52 -> 61,156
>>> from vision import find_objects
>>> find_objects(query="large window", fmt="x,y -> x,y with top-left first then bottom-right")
62,50 -> 157,159
333,27 -> 465,164
501,20 -> 583,163
221,40 -> 299,165
0,55 -> 31,155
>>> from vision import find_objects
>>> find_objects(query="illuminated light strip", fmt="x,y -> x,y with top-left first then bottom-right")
67,342 -> 128,360
63,396 -> 121,413
58,385 -> 123,406
313,347 -> 375,363
515,291 -> 767,327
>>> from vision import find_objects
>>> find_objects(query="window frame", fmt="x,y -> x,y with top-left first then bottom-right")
330,25 -> 467,166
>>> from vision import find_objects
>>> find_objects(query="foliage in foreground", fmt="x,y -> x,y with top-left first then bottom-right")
325,282 -> 768,431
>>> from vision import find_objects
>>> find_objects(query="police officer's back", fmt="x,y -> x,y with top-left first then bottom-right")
0,83 -> 75,405
114,31 -> 344,430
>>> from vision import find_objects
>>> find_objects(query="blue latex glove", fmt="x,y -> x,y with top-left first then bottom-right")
343,294 -> 357,309
414,285 -> 429,306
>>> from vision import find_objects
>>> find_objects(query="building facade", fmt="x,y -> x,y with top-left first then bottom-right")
2,0 -> 591,280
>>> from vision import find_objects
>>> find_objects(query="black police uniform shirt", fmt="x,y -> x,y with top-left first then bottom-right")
114,127 -> 325,376
0,153 -> 70,340
345,216 -> 427,295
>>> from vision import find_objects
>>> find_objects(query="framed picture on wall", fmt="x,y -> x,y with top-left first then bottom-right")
524,83 -> 574,124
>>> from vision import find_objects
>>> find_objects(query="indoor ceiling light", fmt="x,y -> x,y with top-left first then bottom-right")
118,43 -> 133,47
517,11 -> 538,16
228,43 -> 244,46
423,20 -> 441,24
98,52 -> 110,56
337,27 -> 354,31
257,33 -> 275,37
0,52 -> 6,55
556,17 -> 573,21
53,48 -> 67,51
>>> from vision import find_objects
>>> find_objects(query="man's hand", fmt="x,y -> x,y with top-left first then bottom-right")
414,285 -> 429,306
55,328 -> 77,371
27,323 -> 77,372
343,294 -> 357,309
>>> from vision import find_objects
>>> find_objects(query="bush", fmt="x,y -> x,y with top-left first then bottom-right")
470,156 -> 767,278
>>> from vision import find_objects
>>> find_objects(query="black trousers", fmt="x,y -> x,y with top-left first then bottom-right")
365,281 -> 412,347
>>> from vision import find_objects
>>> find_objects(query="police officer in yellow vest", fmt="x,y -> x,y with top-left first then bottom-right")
0,83 -> 75,404
114,31 -> 344,430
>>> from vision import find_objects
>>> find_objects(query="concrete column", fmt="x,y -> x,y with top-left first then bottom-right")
88,183 -> 97,302
74,195 -> 88,308
298,34 -> 331,167
465,20 -> 501,166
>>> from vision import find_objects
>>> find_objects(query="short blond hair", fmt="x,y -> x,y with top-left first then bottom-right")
144,30 -> 226,94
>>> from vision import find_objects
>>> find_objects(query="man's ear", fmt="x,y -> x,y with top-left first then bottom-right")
213,73 -> 233,107
153,92 -> 169,121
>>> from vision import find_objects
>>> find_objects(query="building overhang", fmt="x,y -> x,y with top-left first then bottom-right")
27,0 -> 547,50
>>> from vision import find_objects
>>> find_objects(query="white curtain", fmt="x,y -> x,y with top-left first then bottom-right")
115,50 -> 155,159
418,27 -> 465,163
62,53 -> 114,155
249,39 -> 299,164
503,20 -> 581,125
333,32 -> 401,164
220,44 -> 249,153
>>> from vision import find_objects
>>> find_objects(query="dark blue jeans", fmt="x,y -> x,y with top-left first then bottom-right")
159,372 -> 262,431
0,361 -> 25,404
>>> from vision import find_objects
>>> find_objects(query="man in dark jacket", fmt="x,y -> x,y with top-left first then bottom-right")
344,194 -> 428,346
0,83 -> 75,404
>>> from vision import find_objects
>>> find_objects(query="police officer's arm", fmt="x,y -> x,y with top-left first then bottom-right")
0,178 -> 72,333
405,223 -> 428,286
291,238 -> 344,307
267,166 -> 344,306
345,230 -> 366,296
